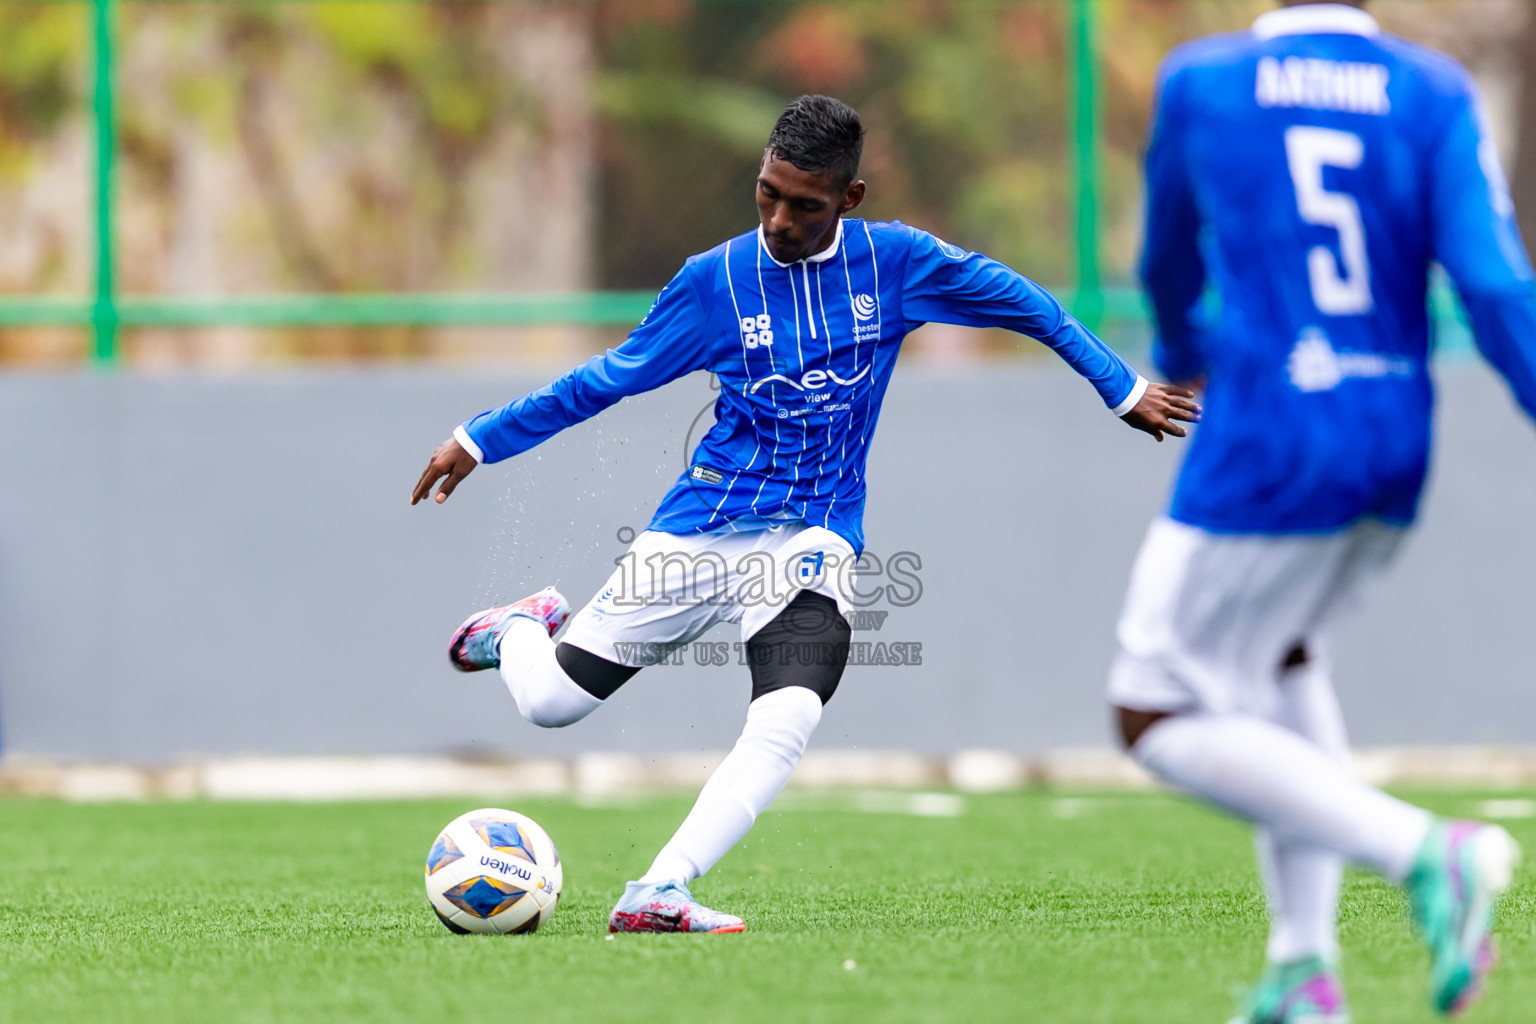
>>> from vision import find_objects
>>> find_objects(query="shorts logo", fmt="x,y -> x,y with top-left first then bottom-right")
799,551 -> 826,581
740,313 -> 774,349
852,293 -> 876,320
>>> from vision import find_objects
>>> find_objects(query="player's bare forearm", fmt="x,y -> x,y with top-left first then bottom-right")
411,437 -> 478,505
1121,382 -> 1201,442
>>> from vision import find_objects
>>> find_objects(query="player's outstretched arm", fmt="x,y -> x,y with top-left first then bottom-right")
1119,381 -> 1200,442
411,265 -> 711,507
1431,76 -> 1536,419
411,436 -> 478,505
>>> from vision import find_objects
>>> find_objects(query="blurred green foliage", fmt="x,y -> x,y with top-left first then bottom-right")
2,0 -> 1259,300
590,0 -> 1266,286
595,1 -> 1087,285
0,0 -> 1509,330
0,3 -> 82,179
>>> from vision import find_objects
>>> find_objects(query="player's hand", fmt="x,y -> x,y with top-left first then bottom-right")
1121,382 -> 1201,442
1171,375 -> 1207,396
411,437 -> 478,505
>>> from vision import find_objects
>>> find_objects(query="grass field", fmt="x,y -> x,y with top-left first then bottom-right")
2,790 -> 1532,1023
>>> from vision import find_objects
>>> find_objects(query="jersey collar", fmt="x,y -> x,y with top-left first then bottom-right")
1252,4 -> 1379,40
757,218 -> 844,268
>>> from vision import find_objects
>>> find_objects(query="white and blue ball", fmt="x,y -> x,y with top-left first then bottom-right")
424,807 -> 562,934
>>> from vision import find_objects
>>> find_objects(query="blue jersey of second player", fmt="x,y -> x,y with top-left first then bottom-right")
1143,4 -> 1536,533
458,219 -> 1142,554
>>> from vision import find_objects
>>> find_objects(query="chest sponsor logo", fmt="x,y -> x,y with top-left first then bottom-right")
852,293 -> 877,320
747,364 -> 871,395
740,313 -> 774,349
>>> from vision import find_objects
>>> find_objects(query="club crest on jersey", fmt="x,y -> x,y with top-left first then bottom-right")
852,293 -> 877,321
740,313 -> 774,349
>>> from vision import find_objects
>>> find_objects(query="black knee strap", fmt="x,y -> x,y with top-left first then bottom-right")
746,590 -> 851,705
556,642 -> 640,701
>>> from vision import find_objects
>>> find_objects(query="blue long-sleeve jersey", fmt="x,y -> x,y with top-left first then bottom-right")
1142,3 -> 1536,534
458,218 -> 1143,554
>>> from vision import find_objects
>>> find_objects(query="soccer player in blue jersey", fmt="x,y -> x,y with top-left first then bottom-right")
411,94 -> 1197,934
1111,2 -> 1536,1019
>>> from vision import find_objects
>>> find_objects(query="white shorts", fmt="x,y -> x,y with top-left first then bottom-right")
1107,516 -> 1405,718
560,524 -> 857,668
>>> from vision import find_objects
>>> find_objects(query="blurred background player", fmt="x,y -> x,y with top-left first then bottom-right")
413,94 -> 1197,934
1110,1 -> 1536,1020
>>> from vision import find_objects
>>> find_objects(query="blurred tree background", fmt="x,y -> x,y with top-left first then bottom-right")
0,0 -> 1531,366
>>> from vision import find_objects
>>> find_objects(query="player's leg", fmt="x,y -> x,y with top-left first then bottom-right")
501,620 -> 639,727
1257,647 -> 1347,967
1128,706 -> 1430,876
1240,647 -> 1351,1022
610,589 -> 850,934
1129,707 -> 1518,1017
1113,519 -> 1519,1017
446,585 -> 639,728
1112,520 -> 1428,882
450,531 -> 730,729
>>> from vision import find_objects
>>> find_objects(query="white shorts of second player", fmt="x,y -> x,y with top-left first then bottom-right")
561,523 -> 857,668
1108,516 -> 1405,719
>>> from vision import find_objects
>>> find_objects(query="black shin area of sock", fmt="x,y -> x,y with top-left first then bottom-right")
555,642 -> 640,700
746,590 -> 851,705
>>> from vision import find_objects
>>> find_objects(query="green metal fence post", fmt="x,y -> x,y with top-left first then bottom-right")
91,0 -> 118,364
1068,0 -> 1103,330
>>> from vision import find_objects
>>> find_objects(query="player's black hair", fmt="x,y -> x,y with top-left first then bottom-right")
765,95 -> 865,188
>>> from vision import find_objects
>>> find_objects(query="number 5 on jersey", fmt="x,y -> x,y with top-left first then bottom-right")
1285,126 -> 1373,316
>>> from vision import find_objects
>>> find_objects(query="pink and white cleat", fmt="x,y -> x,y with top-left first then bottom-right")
608,880 -> 745,934
447,586 -> 570,672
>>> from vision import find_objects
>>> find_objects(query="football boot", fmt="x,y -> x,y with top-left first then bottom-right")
448,586 -> 570,672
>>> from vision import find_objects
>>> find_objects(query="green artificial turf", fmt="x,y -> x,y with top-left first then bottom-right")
0,790 -> 1531,1023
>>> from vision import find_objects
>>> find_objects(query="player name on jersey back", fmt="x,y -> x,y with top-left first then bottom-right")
1256,56 -> 1390,115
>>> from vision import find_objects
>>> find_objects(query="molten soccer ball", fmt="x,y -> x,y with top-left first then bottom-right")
424,807 -> 563,934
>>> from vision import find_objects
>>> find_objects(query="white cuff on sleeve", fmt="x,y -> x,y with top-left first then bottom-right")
453,424 -> 485,464
1110,376 -> 1150,418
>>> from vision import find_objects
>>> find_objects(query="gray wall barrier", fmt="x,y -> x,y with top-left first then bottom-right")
2,361 -> 1533,761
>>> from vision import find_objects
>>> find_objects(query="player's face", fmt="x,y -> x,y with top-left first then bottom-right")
756,153 -> 865,264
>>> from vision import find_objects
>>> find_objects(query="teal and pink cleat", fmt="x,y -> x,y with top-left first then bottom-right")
1405,820 -> 1521,1016
447,586 -> 570,672
1227,955 -> 1349,1024
608,880 -> 746,934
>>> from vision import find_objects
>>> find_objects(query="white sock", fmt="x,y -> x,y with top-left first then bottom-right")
498,617 -> 602,728
1257,830 -> 1344,963
1258,659 -> 1347,963
1133,712 -> 1432,882
640,686 -> 823,885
